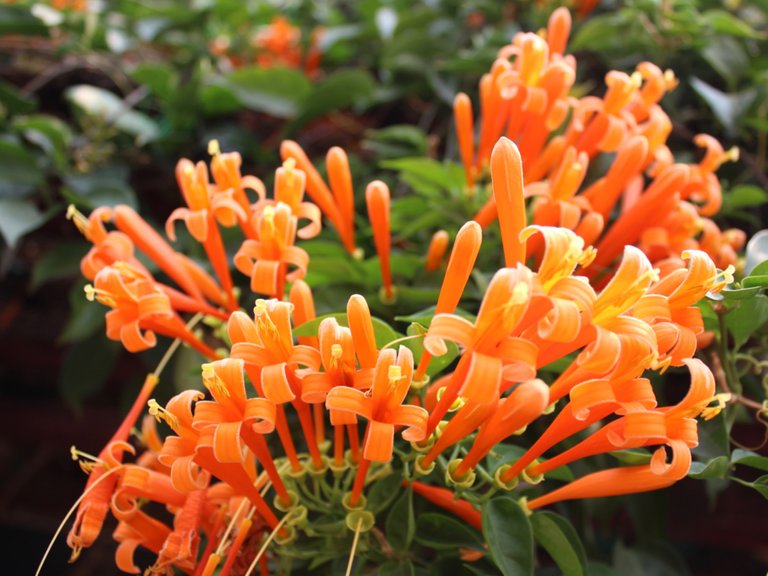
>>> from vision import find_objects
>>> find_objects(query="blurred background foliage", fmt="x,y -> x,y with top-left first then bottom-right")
2,0 -> 768,574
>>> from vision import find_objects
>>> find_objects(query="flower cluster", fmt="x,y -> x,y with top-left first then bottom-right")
59,132 -> 732,574
52,9 -> 740,576
456,8 -> 744,272
211,16 -> 322,78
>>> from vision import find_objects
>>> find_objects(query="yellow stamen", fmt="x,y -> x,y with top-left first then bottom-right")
70,446 -> 104,474
202,363 -> 230,398
84,284 -> 115,307
663,69 -> 678,90
329,344 -> 343,369
700,393 -> 732,421
208,139 -> 221,157
66,204 -> 91,239
148,399 -> 179,431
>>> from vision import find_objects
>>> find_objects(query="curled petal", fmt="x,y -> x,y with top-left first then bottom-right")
213,421 -> 244,463
326,386 -> 372,419
243,398 -> 276,434
261,362 -> 295,404
424,314 -> 475,356
390,404 -> 428,442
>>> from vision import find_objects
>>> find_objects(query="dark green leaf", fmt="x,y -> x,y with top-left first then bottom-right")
0,5 -> 48,36
63,165 -> 137,210
414,513 -> 484,550
609,449 -> 652,465
731,449 -> 768,472
294,69 -> 375,126
701,36 -> 749,86
725,293 -> 768,349
0,198 -> 46,247
59,333 -> 120,409
531,511 -> 588,576
703,9 -> 763,38
60,281 -> 105,343
688,456 -> 730,479
0,80 -> 37,115
732,474 -> 768,500
386,487 -> 415,552
724,185 -> 768,210
13,114 -> 73,169
30,242 -> 87,290
380,560 -> 415,576
225,66 -> 312,118
0,137 -> 45,198
367,473 -> 403,514
690,77 -> 757,137
482,497 -> 533,576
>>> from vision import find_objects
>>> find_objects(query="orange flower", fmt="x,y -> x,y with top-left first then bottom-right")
280,140 -> 353,252
167,159 -> 239,310
234,202 -> 309,299
366,180 -> 394,301
326,345 -> 427,462
87,264 -> 218,359
424,230 -> 450,272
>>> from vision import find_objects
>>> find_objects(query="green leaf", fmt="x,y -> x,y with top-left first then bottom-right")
703,9 -> 764,39
701,36 -> 749,87
225,66 -> 312,118
531,511 -> 588,576
386,487 -> 415,552
381,158 -> 464,197
690,77 -> 757,137
0,80 -> 38,115
294,69 -> 375,126
293,313 -> 400,348
63,165 -> 137,210
66,85 -> 160,145
13,114 -> 73,169
688,456 -> 730,479
482,497 -> 534,576
0,136 -> 45,198
60,281 -> 105,343
380,560 -> 415,576
30,242 -> 88,290
732,474 -> 768,500
414,513 -> 484,550
130,63 -> 179,101
198,82 -> 242,117
367,473 -> 402,514
0,197 -> 46,247
609,449 -> 652,465
724,184 -> 768,210
363,125 -> 428,159
725,293 -> 768,349
59,333 -> 120,409
731,449 -> 768,472
0,5 -> 48,36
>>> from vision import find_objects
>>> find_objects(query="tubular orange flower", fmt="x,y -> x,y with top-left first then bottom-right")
280,140 -> 352,252
366,180 -> 393,301
326,346 -> 427,463
327,146 -> 357,253
234,202 -> 309,299
415,221 -> 483,381
454,93 -> 476,191
491,138 -> 527,267
87,264 -> 218,359
425,230 -> 450,272
167,159 -> 239,311
423,266 -> 538,433
67,374 -> 158,560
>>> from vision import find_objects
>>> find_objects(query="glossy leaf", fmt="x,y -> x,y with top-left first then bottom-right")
386,486 -> 415,552
531,511 -> 588,576
414,513 -> 484,550
482,497 -> 534,576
